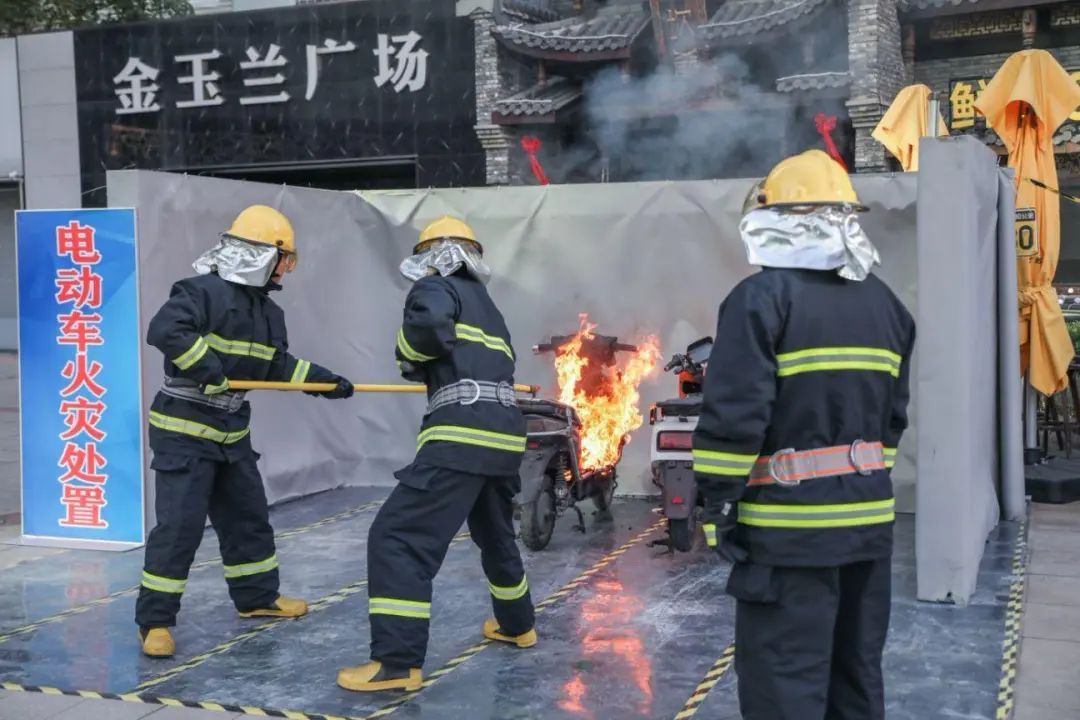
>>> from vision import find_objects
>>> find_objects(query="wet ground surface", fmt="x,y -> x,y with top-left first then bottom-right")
0,488 -> 1019,720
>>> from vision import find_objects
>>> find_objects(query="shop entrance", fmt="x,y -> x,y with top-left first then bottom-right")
1057,175 -> 1080,312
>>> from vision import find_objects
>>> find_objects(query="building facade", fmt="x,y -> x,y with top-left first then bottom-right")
904,0 -> 1080,282
465,0 -> 907,184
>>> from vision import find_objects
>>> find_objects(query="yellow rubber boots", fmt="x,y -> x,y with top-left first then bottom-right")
238,595 -> 308,618
139,628 -> 175,658
483,618 -> 538,648
337,662 -> 423,692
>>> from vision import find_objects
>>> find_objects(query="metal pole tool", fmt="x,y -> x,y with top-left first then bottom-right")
227,380 -> 540,395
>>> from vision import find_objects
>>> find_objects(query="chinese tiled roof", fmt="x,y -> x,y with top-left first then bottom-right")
776,71 -> 851,93
492,5 -> 652,56
500,0 -> 561,24
700,0 -> 831,40
493,77 -> 583,120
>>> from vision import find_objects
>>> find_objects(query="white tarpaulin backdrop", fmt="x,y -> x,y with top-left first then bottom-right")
108,169 -> 918,504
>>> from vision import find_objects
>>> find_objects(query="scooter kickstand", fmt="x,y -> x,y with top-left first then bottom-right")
647,535 -> 675,555
572,505 -> 587,534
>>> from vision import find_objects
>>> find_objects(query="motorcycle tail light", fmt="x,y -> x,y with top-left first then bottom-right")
527,440 -> 540,449
672,495 -> 684,504
657,431 -> 693,450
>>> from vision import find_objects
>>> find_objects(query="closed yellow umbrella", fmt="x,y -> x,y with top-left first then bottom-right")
976,49 -> 1080,395
872,84 -> 948,171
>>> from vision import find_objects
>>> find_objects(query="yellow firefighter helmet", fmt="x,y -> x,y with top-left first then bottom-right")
415,215 -> 483,254
748,149 -> 866,213
225,205 -> 297,273
742,179 -> 766,216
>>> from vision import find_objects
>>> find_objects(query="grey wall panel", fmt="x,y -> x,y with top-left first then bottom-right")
0,38 -> 23,179
0,187 -> 19,349
997,168 -> 1025,522
17,32 -> 81,210
915,136 -> 1006,604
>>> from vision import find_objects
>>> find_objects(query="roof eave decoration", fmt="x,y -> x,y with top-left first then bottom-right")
492,77 -> 584,125
775,71 -> 851,93
491,7 -> 652,62
700,0 -> 832,44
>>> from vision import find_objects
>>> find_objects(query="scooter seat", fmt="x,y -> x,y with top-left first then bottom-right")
519,399 -> 581,428
526,415 -> 572,434
656,397 -> 702,417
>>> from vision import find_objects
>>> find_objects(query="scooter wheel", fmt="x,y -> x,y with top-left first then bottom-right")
669,517 -> 695,552
520,491 -> 556,551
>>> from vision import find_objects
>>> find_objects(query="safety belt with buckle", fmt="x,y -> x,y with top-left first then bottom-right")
427,379 -> 517,414
748,440 -> 886,487
160,377 -> 248,414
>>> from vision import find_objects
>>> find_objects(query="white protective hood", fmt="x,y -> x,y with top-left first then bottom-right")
739,206 -> 881,281
193,235 -> 279,287
399,238 -> 491,285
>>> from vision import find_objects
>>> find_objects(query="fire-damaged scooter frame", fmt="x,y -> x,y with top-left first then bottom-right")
513,333 -> 637,551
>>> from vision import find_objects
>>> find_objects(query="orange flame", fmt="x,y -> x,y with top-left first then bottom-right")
552,314 -> 662,472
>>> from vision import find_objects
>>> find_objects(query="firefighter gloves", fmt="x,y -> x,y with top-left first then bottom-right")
704,502 -> 748,564
308,376 -> 354,399
202,379 -> 230,395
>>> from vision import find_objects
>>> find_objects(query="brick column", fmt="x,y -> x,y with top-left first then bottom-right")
471,9 -> 515,185
846,0 -> 905,172
902,23 -> 915,85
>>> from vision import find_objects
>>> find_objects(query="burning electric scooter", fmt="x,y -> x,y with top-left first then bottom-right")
515,317 -> 660,551
648,336 -> 712,552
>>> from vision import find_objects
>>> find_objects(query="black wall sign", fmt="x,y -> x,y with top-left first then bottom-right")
74,0 -> 481,205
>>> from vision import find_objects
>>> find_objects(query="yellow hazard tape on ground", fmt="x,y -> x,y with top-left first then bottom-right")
0,682 -> 362,720
673,644 -> 735,720
996,521 -> 1028,720
133,532 -> 472,693
363,518 -> 665,720
0,500 -> 384,646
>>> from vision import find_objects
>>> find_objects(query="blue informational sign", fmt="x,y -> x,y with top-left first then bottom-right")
16,209 -> 145,548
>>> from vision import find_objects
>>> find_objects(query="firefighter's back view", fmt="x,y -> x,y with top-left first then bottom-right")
692,150 -> 915,720
337,216 -> 535,692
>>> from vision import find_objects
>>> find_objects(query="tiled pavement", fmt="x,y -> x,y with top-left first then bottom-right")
1013,501 -> 1080,720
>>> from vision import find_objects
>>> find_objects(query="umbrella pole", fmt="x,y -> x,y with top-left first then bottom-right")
1024,375 -> 1041,465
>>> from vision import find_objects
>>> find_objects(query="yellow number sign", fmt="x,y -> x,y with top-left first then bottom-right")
1016,208 -> 1039,258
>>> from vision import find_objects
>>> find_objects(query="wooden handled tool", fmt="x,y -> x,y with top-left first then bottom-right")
226,380 -> 540,395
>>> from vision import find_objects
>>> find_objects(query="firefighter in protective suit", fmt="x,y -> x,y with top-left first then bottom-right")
137,205 -> 355,658
337,216 -> 536,693
693,150 -> 915,720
